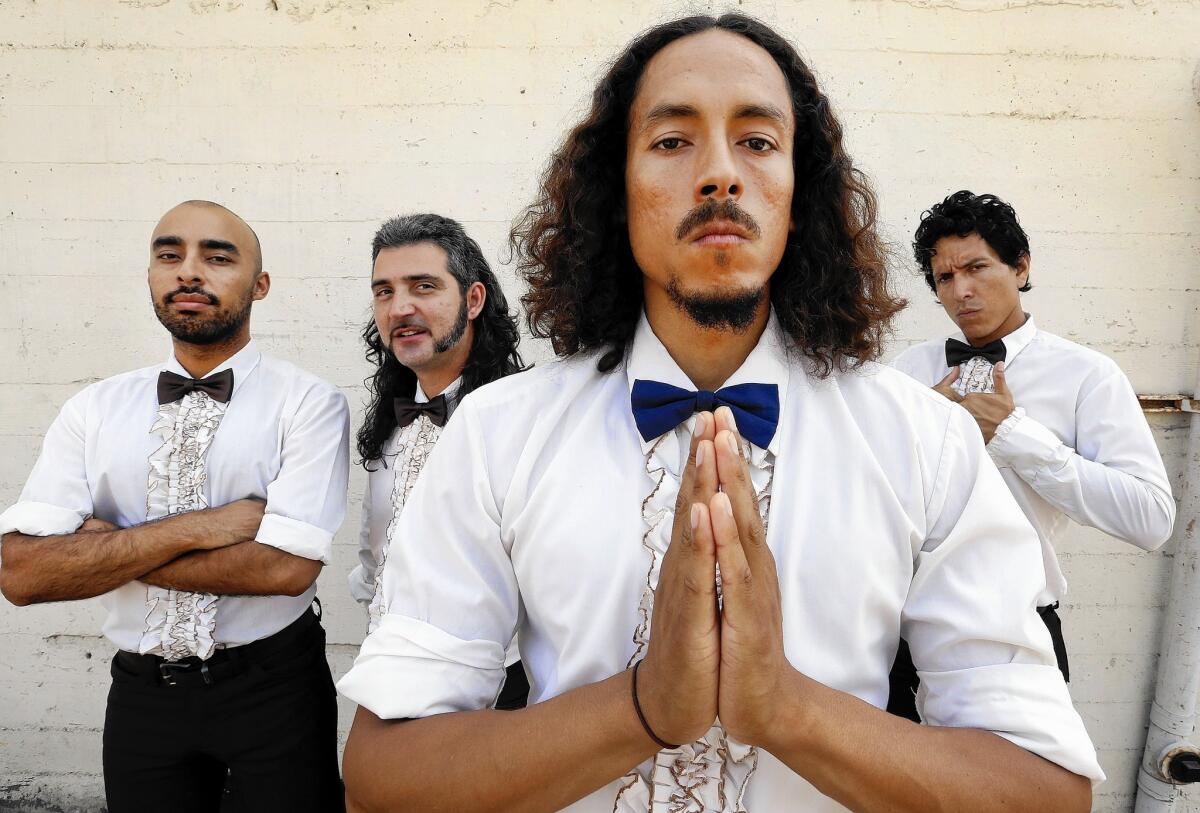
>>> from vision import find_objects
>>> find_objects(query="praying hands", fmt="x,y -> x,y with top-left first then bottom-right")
635,406 -> 794,750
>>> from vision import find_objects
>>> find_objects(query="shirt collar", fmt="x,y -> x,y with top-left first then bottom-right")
625,310 -> 790,458
162,339 -> 262,399
415,376 -> 463,405
951,313 -> 1037,366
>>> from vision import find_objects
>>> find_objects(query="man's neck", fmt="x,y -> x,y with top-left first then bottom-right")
415,366 -> 464,400
172,331 -> 251,379
644,295 -> 770,392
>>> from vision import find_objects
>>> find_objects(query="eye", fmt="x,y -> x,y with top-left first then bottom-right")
208,255 -> 231,264
373,287 -> 392,299
742,137 -> 774,152
416,283 -> 437,292
653,137 -> 685,151
157,252 -> 180,261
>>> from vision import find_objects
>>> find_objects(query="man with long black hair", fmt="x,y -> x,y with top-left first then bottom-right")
339,16 -> 1101,812
887,191 -> 1174,716
0,201 -> 349,811
347,212 -> 528,708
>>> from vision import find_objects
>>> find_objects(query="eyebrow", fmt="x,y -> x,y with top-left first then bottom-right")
151,236 -> 240,255
200,238 -> 239,255
640,101 -> 790,132
371,273 -> 443,288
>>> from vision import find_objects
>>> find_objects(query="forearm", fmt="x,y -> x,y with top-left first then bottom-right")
1,518 -> 198,605
1006,447 -> 1175,549
344,669 -> 659,813
140,541 -> 321,597
763,669 -> 1090,813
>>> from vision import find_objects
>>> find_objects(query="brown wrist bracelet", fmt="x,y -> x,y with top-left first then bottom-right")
631,660 -> 681,750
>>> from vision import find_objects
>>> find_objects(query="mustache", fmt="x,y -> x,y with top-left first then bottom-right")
164,285 -> 220,306
674,198 -> 761,241
389,318 -> 429,333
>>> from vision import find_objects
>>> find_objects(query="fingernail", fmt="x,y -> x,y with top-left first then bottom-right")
696,442 -> 706,467
715,491 -> 733,517
690,503 -> 702,530
725,432 -> 739,455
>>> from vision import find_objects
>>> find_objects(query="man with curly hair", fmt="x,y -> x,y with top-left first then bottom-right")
339,17 -> 1102,812
888,191 -> 1174,714
348,213 -> 528,708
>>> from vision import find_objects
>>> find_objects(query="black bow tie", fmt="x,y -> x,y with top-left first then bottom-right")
157,369 -> 234,405
394,394 -> 449,428
945,338 -> 1006,367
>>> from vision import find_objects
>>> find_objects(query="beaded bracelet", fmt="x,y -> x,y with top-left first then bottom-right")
631,660 -> 681,750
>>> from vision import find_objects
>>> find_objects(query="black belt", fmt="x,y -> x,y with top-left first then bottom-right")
114,606 -> 320,688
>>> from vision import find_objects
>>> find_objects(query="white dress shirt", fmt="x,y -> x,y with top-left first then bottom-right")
0,340 -> 350,658
893,316 -> 1175,605
349,378 -> 460,632
338,312 -> 1103,811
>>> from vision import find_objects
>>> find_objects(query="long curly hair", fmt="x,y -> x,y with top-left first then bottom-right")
358,214 -> 526,466
511,13 -> 904,375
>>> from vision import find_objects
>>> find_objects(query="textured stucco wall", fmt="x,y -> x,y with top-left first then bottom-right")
1,1 -> 1198,811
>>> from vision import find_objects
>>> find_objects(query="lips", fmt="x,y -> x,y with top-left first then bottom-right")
689,220 -> 753,245
391,325 -> 428,342
169,292 -> 216,311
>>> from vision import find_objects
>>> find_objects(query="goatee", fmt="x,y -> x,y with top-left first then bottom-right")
666,277 -> 765,333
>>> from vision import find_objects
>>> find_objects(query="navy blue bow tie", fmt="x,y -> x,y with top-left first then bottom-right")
630,380 -> 780,449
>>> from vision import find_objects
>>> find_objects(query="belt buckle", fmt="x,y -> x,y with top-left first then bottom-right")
158,660 -> 212,686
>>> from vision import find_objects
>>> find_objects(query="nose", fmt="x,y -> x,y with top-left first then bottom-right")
948,274 -> 974,303
387,290 -> 418,320
177,255 -> 206,286
695,139 -> 742,202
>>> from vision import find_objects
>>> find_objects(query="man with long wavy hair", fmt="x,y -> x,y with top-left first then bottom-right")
346,213 -> 527,707
339,15 -> 1101,812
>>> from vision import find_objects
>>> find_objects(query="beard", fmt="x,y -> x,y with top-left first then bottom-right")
431,298 -> 470,354
665,276 -> 766,333
152,285 -> 252,346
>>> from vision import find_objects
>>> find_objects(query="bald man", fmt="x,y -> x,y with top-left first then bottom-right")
0,201 -> 350,812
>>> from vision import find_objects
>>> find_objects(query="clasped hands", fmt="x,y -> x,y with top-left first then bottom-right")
636,406 -> 797,751
934,362 -> 1015,444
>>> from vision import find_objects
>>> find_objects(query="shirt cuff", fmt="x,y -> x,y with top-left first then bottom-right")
336,613 -> 506,719
986,408 -> 1063,475
255,512 -> 334,564
347,563 -> 374,605
0,501 -> 87,537
921,662 -> 1105,785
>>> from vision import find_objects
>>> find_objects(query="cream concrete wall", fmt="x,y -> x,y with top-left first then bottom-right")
1,0 -> 1197,811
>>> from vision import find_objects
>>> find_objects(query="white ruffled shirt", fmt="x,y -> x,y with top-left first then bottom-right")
893,316 -> 1175,605
0,340 -> 350,657
349,378 -> 460,630
338,312 -> 1104,811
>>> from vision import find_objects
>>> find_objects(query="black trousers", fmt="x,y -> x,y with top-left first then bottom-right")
887,603 -> 1070,723
495,661 -> 531,711
103,609 -> 344,813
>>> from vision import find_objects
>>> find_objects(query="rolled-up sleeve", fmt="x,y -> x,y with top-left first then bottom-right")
337,400 -> 515,718
0,390 -> 93,544
255,384 -> 350,564
907,405 -> 1104,784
